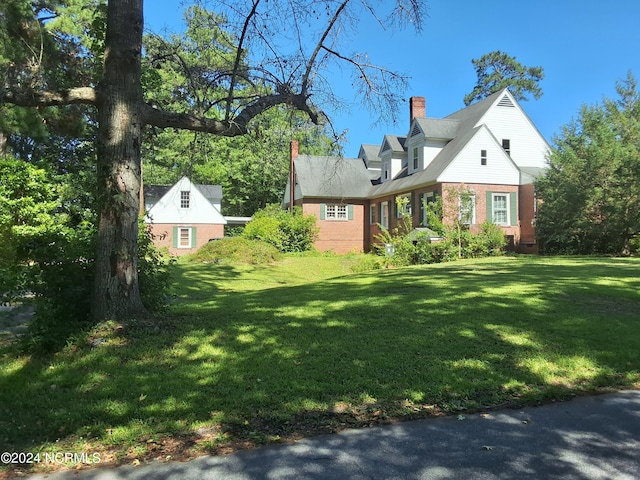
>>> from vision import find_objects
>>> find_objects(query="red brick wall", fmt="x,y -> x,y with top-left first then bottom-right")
301,200 -> 366,254
302,183 -> 539,254
367,183 -> 533,252
518,183 -> 539,253
440,183 -> 520,246
147,223 -> 224,256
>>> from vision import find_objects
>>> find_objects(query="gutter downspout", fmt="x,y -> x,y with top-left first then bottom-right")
289,140 -> 298,213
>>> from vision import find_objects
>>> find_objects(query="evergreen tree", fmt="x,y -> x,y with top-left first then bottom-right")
536,73 -> 640,255
464,50 -> 544,106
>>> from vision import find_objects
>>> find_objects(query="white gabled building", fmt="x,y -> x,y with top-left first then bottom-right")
144,176 -> 226,255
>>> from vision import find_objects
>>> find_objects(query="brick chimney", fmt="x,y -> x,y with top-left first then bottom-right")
409,96 -> 426,122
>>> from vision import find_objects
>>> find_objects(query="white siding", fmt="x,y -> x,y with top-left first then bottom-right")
146,177 -> 226,225
422,140 -> 447,170
381,151 -> 406,180
407,138 -> 421,175
478,102 -> 550,169
438,128 -> 520,184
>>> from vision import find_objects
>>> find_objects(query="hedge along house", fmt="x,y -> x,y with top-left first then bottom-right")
144,176 -> 226,256
283,88 -> 550,253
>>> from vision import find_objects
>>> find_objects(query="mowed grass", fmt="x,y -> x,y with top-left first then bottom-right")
1,254 -> 640,474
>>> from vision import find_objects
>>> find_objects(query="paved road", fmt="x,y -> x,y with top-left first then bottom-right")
23,390 -> 640,480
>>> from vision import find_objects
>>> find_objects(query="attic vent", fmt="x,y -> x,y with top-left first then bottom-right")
381,140 -> 391,152
410,123 -> 422,137
497,95 -> 515,107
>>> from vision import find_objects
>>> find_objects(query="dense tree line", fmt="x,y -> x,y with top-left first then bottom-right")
536,73 -> 640,255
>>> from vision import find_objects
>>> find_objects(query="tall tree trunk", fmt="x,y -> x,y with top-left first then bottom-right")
92,0 -> 146,320
0,131 -> 7,156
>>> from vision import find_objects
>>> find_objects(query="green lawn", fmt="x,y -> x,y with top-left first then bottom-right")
1,254 -> 640,474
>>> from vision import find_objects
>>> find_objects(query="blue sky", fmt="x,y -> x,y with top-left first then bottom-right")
145,0 -> 640,157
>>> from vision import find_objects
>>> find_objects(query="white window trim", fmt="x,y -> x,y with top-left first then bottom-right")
492,193 -> 510,226
422,192 -> 435,226
180,191 -> 190,209
380,201 -> 389,229
370,204 -> 377,225
325,204 -> 348,221
459,194 -> 476,225
177,227 -> 193,248
397,194 -> 412,218
383,162 -> 390,181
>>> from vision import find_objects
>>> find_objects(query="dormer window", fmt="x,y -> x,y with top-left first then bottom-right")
481,150 -> 487,166
180,191 -> 190,208
502,139 -> 511,156
412,147 -> 419,170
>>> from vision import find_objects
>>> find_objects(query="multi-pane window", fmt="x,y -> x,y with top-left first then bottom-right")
180,191 -> 190,208
422,191 -> 436,226
178,227 -> 192,248
326,204 -> 347,220
481,149 -> 487,166
370,204 -> 377,225
459,194 -> 476,225
380,201 -> 389,229
396,194 -> 412,218
492,194 -> 509,225
412,147 -> 419,170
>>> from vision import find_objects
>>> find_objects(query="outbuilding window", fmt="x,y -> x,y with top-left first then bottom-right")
173,226 -> 197,249
180,191 -> 190,208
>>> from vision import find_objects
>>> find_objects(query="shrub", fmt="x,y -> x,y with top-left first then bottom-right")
374,215 -> 507,267
138,222 -> 176,312
243,204 -> 318,253
350,254 -> 385,273
190,237 -> 280,265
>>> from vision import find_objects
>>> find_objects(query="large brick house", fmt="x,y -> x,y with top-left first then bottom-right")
283,89 -> 550,254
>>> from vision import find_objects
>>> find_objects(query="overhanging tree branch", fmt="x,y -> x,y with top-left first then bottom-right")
143,91 -> 319,136
1,87 -> 97,107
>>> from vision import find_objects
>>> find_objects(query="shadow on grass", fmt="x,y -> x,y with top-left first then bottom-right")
1,257 -> 639,469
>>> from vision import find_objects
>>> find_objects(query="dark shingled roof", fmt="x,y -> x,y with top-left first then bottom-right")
144,183 -> 222,200
294,156 -> 373,199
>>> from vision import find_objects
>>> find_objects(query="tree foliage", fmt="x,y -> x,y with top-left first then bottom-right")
463,50 -> 544,106
1,0 -> 426,321
242,204 -> 318,253
141,6 -> 337,215
535,73 -> 640,255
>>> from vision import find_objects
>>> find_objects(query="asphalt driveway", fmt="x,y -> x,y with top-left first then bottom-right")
22,390 -> 640,479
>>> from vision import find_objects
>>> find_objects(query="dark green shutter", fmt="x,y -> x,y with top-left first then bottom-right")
190,227 -> 197,248
510,192 -> 517,226
486,191 -> 493,223
410,192 -> 416,218
320,204 -> 326,220
394,197 -> 399,218
347,204 -> 354,220
419,193 -> 425,226
172,226 -> 179,248
378,202 -> 382,223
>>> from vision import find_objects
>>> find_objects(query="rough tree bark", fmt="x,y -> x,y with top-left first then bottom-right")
92,0 -> 146,320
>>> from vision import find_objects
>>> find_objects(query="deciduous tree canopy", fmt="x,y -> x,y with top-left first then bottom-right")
0,0 -> 426,321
